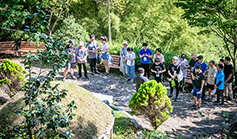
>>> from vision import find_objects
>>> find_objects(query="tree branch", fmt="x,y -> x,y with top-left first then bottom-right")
50,8 -> 63,35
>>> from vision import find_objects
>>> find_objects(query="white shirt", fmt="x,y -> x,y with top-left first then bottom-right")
101,43 -> 109,53
126,52 -> 135,66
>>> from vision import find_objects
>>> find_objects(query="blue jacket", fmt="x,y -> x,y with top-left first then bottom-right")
215,70 -> 225,90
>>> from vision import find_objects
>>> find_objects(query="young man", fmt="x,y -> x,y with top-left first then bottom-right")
133,68 -> 149,92
151,58 -> 166,83
86,34 -> 99,75
180,54 -> 189,92
76,41 -> 89,80
206,60 -> 217,101
214,64 -> 225,107
192,64 -> 205,109
139,43 -> 153,79
194,55 -> 208,74
224,57 -> 234,102
168,56 -> 181,100
63,39 -> 77,81
219,59 -> 224,71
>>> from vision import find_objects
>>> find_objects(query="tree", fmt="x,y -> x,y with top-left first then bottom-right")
175,0 -> 237,85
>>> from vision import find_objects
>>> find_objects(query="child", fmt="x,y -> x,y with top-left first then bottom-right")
76,41 -> 89,80
151,58 -> 166,83
192,64 -> 205,109
126,47 -> 136,83
63,39 -> 77,81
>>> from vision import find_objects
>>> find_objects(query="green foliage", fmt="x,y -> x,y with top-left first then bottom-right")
0,59 -> 26,97
129,80 -> 173,129
13,5 -> 76,139
53,16 -> 89,47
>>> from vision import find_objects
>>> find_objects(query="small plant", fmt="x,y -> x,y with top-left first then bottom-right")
129,80 -> 173,129
0,59 -> 26,97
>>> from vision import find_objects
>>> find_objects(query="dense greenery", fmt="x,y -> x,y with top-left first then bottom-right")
129,80 -> 173,129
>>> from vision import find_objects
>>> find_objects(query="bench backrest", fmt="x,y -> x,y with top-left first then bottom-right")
0,41 -> 15,53
110,54 -> 120,66
20,41 -> 45,50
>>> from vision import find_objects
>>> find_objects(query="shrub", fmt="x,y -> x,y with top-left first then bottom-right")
129,80 -> 173,129
0,59 -> 26,97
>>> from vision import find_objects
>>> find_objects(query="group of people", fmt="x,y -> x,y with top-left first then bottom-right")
62,36 -> 236,109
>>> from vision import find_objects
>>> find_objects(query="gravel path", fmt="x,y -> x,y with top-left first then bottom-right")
3,58 -> 237,138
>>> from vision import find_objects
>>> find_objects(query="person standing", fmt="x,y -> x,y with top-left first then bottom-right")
224,57 -> 234,102
153,48 -> 165,63
139,43 -> 153,79
206,60 -> 217,101
151,58 -> 166,83
76,41 -> 89,80
191,64 -> 205,109
219,59 -> 225,71
120,41 -> 128,77
86,34 -> 99,75
189,52 -> 198,71
133,68 -> 149,92
168,56 -> 181,100
100,36 -> 110,76
63,39 -> 77,81
194,55 -> 208,74
126,47 -> 136,83
180,54 -> 189,92
214,64 -> 225,107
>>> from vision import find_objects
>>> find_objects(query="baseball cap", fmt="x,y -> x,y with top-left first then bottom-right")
197,55 -> 203,59
172,56 -> 179,60
143,43 -> 148,46
69,39 -> 74,45
127,47 -> 133,51
90,35 -> 95,38
155,58 -> 160,62
195,64 -> 201,69
79,41 -> 84,46
209,60 -> 215,65
138,68 -> 145,74
181,54 -> 186,58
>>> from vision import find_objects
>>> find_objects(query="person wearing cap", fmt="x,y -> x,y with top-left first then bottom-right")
120,41 -> 128,77
206,60 -> 217,101
214,64 -> 225,107
76,41 -> 89,80
224,57 -> 234,102
126,47 -> 136,83
133,68 -> 149,92
168,56 -> 181,99
151,58 -> 166,83
86,34 -> 99,75
63,39 -> 77,81
191,64 -> 205,110
139,43 -> 153,79
153,48 -> 165,63
100,36 -> 110,76
180,54 -> 189,92
189,53 -> 198,71
194,55 -> 208,74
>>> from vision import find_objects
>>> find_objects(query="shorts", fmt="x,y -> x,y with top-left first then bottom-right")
207,83 -> 214,90
102,53 -> 109,60
66,62 -> 76,70
192,87 -> 202,99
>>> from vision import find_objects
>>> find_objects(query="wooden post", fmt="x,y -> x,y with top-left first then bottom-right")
108,0 -> 111,42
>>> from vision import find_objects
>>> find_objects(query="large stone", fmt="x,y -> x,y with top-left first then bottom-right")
228,120 -> 237,138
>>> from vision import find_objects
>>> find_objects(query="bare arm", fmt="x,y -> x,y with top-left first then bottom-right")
226,74 -> 233,83
200,80 -> 205,93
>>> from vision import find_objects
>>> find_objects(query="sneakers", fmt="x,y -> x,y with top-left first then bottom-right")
197,106 -> 201,110
71,75 -> 77,80
95,72 -> 100,75
192,104 -> 198,108
62,77 -> 66,81
85,76 -> 90,80
205,96 -> 210,100
78,76 -> 82,80
212,98 -> 216,102
168,95 -> 173,98
218,104 -> 225,107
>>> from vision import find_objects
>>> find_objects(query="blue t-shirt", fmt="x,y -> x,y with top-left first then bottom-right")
194,61 -> 208,73
215,70 -> 225,90
139,48 -> 153,64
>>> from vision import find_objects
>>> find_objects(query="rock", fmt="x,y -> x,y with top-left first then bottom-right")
227,120 -> 237,138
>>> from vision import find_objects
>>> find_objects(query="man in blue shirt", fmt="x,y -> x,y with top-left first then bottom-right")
214,64 -> 225,106
194,55 -> 208,74
139,43 -> 153,79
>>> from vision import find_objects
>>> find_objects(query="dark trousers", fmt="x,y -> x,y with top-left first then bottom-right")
141,64 -> 150,79
217,89 -> 224,105
89,58 -> 97,72
78,63 -> 88,77
169,80 -> 179,98
155,77 -> 162,83
201,85 -> 207,99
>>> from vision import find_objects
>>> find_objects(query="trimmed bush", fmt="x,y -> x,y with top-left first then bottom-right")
0,59 -> 26,97
129,80 -> 173,129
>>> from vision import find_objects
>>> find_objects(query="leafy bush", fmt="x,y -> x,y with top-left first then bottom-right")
129,80 -> 173,129
0,59 -> 26,97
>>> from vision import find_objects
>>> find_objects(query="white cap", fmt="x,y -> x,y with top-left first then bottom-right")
172,56 -> 179,60
122,40 -> 128,46
79,41 -> 84,46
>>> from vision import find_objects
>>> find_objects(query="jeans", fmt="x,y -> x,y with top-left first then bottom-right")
89,58 -> 97,73
192,87 -> 202,99
141,64 -> 150,79
127,65 -> 135,79
78,63 -> 88,77
169,80 -> 179,98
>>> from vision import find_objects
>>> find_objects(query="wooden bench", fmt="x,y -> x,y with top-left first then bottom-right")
17,41 -> 45,55
97,54 -> 120,69
0,59 -> 5,64
0,41 -> 16,54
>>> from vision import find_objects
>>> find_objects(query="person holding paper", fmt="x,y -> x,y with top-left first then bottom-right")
126,47 -> 136,83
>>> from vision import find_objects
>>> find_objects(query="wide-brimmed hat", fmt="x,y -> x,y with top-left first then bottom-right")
79,41 -> 84,46
173,56 -> 179,60
122,40 -> 128,46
